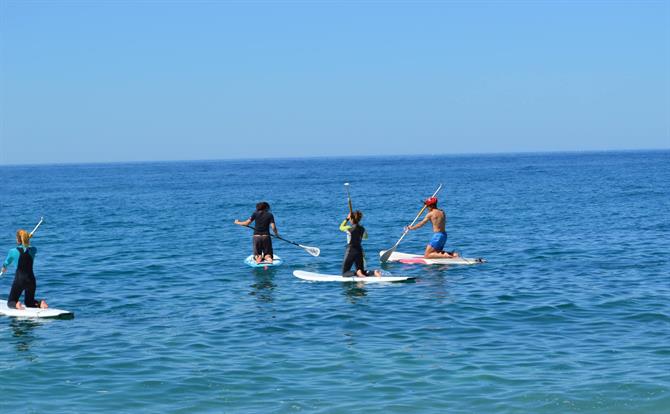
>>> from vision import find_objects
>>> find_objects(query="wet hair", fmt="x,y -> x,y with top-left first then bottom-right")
16,229 -> 30,247
350,210 -> 363,224
256,202 -> 270,211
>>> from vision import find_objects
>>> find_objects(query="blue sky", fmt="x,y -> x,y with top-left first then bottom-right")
1,0 -> 668,165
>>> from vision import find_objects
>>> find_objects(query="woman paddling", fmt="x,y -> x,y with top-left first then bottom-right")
235,201 -> 280,264
340,211 -> 381,277
1,229 -> 48,310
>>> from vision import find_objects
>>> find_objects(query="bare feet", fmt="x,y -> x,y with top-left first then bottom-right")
40,300 -> 48,309
15,301 -> 25,310
264,255 -> 273,263
255,255 -> 263,264
372,269 -> 382,277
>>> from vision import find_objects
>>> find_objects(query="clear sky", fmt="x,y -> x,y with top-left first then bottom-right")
1,0 -> 668,165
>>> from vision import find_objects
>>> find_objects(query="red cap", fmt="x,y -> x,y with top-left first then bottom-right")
424,197 -> 438,206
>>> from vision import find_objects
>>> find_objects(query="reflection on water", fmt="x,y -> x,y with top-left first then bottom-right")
249,268 -> 277,303
342,282 -> 367,303
9,318 -> 43,357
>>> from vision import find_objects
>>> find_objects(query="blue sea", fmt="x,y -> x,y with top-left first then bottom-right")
0,151 -> 668,413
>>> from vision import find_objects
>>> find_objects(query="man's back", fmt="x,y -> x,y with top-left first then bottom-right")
427,208 -> 446,232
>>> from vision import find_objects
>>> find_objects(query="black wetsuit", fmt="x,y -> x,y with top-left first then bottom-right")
341,223 -> 372,276
250,210 -> 275,258
7,247 -> 40,309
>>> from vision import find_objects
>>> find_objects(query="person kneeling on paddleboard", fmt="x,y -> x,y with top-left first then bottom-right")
340,211 -> 381,278
405,197 -> 460,259
235,201 -> 280,264
1,229 -> 48,310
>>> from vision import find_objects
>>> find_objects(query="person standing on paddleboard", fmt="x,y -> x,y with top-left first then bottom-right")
340,211 -> 381,277
1,229 -> 48,310
405,197 -> 460,259
235,202 -> 280,264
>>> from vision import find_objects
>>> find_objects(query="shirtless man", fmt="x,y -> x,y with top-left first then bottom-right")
405,197 -> 460,259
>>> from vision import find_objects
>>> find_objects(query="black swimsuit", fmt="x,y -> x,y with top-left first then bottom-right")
341,224 -> 372,276
250,210 -> 275,257
7,247 -> 40,309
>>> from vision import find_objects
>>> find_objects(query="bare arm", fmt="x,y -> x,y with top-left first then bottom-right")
271,222 -> 279,236
407,212 -> 431,231
234,218 -> 252,226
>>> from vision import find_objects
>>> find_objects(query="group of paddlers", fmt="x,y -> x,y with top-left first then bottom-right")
234,196 -> 459,278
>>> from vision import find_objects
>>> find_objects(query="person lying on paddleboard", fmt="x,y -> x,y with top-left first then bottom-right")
404,197 -> 460,259
340,211 -> 381,277
234,201 -> 280,264
1,229 -> 48,310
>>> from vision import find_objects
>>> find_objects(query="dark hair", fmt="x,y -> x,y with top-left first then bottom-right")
256,202 -> 270,211
351,210 -> 363,224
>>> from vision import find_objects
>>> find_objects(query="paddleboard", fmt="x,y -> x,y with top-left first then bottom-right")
380,250 -> 486,265
0,300 -> 74,319
293,270 -> 414,283
244,255 -> 283,267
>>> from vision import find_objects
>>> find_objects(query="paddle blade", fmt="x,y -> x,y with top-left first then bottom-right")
379,247 -> 395,263
301,245 -> 321,257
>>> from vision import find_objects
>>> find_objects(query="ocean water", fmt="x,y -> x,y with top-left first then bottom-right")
0,151 -> 668,413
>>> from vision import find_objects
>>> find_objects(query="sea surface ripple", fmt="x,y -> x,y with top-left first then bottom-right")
0,151 -> 668,413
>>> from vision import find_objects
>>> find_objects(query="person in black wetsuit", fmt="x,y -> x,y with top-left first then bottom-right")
340,211 -> 381,277
235,202 -> 280,264
1,229 -> 48,310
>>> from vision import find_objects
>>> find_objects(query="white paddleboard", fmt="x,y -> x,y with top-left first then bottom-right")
380,250 -> 486,265
0,300 -> 74,319
293,270 -> 414,283
244,255 -> 283,267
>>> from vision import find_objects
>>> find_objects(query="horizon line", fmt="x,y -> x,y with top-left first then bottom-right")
0,147 -> 668,168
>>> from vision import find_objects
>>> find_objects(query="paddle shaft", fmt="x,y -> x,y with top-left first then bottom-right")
30,217 -> 44,236
245,225 -> 297,246
243,225 -> 319,256
345,183 -> 353,217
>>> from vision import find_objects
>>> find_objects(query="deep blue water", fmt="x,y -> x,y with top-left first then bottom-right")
0,151 -> 668,413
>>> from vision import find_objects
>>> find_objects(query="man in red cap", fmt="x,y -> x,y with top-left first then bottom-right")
405,197 -> 459,259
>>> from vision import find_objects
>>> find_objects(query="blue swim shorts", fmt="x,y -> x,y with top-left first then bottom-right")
429,231 -> 448,251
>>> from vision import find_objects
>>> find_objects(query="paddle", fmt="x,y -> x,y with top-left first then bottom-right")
1,217 -> 44,277
379,184 -> 443,263
344,182 -> 353,217
30,216 -> 44,236
344,183 -> 354,217
243,225 -> 320,257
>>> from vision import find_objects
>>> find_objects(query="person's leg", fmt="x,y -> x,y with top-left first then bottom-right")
7,275 -> 24,310
253,236 -> 263,263
354,251 -> 367,277
263,237 -> 273,263
24,278 -> 40,308
424,245 -> 460,259
424,232 -> 457,258
342,246 -> 356,275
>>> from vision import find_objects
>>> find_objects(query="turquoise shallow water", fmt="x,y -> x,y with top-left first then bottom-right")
0,151 -> 668,413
